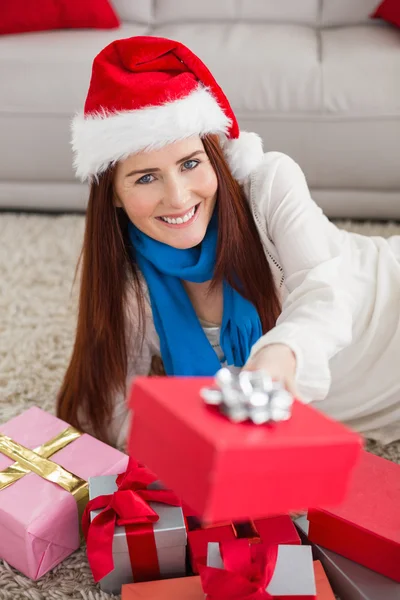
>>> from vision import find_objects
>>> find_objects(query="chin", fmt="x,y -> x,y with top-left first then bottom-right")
169,230 -> 207,250
160,219 -> 209,249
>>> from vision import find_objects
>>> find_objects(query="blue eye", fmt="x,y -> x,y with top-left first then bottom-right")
135,160 -> 199,185
183,159 -> 200,170
136,173 -> 155,185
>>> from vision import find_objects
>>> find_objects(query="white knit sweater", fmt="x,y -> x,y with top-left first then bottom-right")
109,152 -> 400,448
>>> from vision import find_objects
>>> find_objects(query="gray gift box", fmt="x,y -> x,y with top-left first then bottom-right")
295,517 -> 400,600
88,474 -> 187,595
206,541 -> 316,598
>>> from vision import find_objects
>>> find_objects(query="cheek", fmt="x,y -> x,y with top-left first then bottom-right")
121,187 -> 160,220
193,165 -> 218,196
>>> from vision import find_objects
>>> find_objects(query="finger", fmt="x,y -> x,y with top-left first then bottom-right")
284,378 -> 299,399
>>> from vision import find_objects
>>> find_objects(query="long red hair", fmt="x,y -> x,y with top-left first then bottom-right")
57,135 -> 281,443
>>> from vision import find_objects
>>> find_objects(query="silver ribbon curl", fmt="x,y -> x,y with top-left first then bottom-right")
200,368 -> 294,424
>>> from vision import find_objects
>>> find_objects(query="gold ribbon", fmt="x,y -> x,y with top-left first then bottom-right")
0,426 -> 89,527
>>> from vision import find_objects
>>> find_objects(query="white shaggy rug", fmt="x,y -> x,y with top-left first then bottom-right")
0,213 -> 399,600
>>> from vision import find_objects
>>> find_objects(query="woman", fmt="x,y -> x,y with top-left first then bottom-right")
57,35 -> 400,448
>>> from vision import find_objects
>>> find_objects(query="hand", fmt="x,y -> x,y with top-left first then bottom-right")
243,343 -> 298,397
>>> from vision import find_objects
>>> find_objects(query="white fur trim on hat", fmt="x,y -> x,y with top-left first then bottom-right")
221,131 -> 264,183
71,85 -> 232,182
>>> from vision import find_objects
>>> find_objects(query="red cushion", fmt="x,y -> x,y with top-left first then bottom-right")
0,0 -> 120,35
371,0 -> 400,28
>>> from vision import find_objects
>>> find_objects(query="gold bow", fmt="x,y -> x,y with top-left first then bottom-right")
0,426 -> 89,524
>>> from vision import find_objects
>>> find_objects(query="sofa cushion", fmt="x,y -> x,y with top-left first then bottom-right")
155,0 -> 319,26
321,25 -> 400,115
155,23 -> 322,112
112,0 -> 153,24
0,20 -> 322,118
321,0 -> 383,27
0,24 -> 149,115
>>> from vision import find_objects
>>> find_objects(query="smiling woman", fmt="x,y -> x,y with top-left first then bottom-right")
57,128 -> 280,444
57,35 -> 400,448
113,138 -> 219,249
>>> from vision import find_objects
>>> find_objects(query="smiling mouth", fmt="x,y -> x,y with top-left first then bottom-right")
156,203 -> 200,225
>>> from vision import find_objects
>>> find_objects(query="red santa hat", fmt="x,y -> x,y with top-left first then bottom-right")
71,36 -> 264,183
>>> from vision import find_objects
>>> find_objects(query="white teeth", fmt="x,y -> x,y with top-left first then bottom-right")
160,206 -> 196,225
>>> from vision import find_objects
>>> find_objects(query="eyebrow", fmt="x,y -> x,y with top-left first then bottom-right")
124,150 -> 206,178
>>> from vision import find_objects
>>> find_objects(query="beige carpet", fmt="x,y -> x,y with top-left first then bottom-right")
0,213 -> 399,600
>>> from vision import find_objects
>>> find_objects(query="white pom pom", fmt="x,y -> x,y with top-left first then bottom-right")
221,131 -> 264,182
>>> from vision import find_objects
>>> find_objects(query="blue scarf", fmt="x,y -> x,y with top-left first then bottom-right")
128,212 -> 262,376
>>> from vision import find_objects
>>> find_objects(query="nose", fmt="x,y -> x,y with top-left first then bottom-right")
163,173 -> 190,209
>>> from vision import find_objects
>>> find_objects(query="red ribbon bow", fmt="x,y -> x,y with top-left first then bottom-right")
82,457 -> 181,582
198,539 -> 278,600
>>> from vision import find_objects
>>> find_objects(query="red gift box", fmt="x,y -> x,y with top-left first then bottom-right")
189,515 -> 301,574
128,377 -> 363,523
313,561 -> 335,600
307,450 -> 400,582
122,575 -> 204,600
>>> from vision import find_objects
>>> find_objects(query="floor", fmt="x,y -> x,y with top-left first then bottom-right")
0,213 -> 399,600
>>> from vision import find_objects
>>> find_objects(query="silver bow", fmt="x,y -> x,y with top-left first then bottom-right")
200,368 -> 294,424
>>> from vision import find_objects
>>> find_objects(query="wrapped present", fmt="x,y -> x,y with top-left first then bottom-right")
128,375 -> 362,523
188,515 -> 300,574
121,575 -> 204,599
313,561 -> 335,600
0,406 -> 128,580
307,451 -> 400,582
83,459 -> 187,595
296,516 -> 400,600
203,539 -> 316,599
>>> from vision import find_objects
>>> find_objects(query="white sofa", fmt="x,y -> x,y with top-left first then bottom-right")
0,0 -> 399,218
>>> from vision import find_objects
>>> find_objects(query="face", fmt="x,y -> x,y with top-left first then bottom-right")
113,136 -> 218,249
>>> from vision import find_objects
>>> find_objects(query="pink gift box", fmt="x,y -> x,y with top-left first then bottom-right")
0,407 -> 128,580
